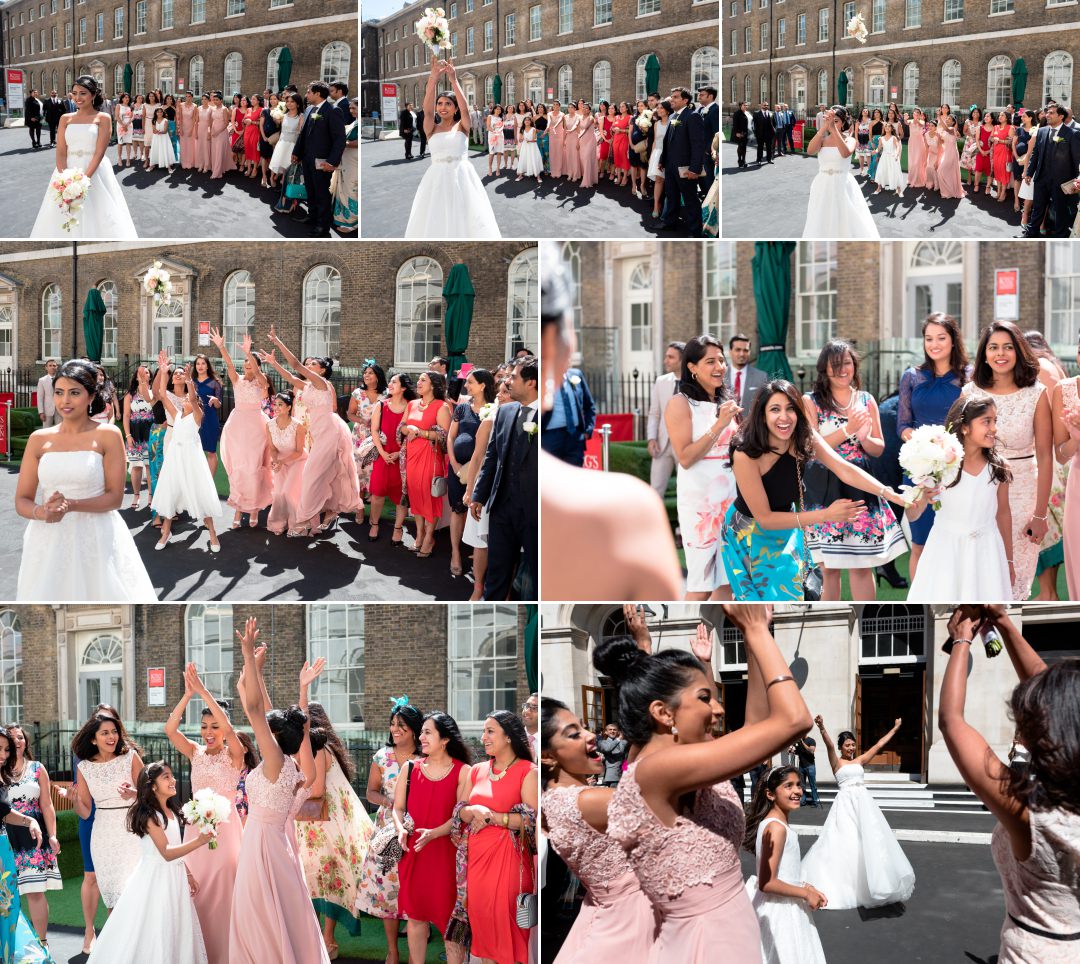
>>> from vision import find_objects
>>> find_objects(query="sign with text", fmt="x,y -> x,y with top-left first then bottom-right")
198,320 -> 210,346
583,413 -> 635,470
0,393 -> 14,456
6,69 -> 24,112
793,121 -> 804,150
994,268 -> 1019,321
382,83 -> 398,126
147,667 -> 166,707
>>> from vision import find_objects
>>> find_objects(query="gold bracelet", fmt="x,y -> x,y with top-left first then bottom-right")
502,812 -> 510,828
766,675 -> 796,690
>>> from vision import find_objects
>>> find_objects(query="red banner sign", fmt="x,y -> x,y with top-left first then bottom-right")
583,413 -> 635,470
382,83 -> 397,98
793,121 -> 804,149
0,393 -> 14,457
147,668 -> 165,687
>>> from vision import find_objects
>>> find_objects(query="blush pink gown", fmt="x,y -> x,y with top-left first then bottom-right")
295,382 -> 360,529
221,376 -> 272,514
229,756 -> 329,964
544,784 -> 657,961
578,116 -> 599,188
548,112 -> 565,177
607,763 -> 761,963
1062,377 -> 1080,598
186,744 -> 245,964
907,123 -> 927,189
209,106 -> 231,179
179,103 -> 199,170
936,130 -> 966,198
196,106 -> 212,170
563,116 -> 582,179
266,418 -> 307,535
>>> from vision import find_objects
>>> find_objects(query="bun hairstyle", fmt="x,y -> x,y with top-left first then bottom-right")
943,395 -> 1011,487
592,635 -> 707,747
539,697 -> 569,788
436,91 -> 462,123
829,105 -> 851,132
306,701 -> 355,781
836,730 -> 857,751
307,356 -> 334,379
274,391 -> 294,411
200,697 -> 231,719
486,709 -> 534,762
743,765 -> 800,853
74,75 -> 105,109
127,760 -> 183,838
266,705 -> 307,755
54,359 -> 100,401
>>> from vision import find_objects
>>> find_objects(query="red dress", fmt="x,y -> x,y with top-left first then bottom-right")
991,124 -> 1012,184
369,402 -> 405,504
398,759 -> 465,934
230,108 -> 244,150
404,400 -> 447,524
612,116 -> 631,171
599,116 -> 613,161
976,125 -> 993,175
466,761 -> 536,964
243,106 -> 261,162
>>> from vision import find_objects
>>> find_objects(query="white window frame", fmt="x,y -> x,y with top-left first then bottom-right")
222,271 -> 255,363
592,60 -> 611,103
302,265 -> 342,360
941,59 -> 961,107
0,611 -> 23,723
447,605 -> 520,724
41,284 -> 61,361
1043,50 -> 1073,106
223,52 -> 242,97
184,605 -> 234,725
506,250 -> 538,358
704,241 -> 738,344
1047,240 -> 1080,345
858,605 -> 927,666
796,241 -> 837,355
321,41 -> 350,86
986,54 -> 1011,111
307,605 -> 365,726
97,280 -> 118,361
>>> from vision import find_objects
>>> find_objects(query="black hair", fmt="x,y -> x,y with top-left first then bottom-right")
920,312 -> 970,380
592,636 -> 707,746
330,81 -> 349,97
424,711 -> 473,764
729,332 -> 751,349
308,81 -> 331,99
306,701 -> 356,782
742,765 -> 800,853
670,86 -> 693,102
973,320 -> 1040,390
387,704 -> 424,754
253,94 -> 265,108
306,356 -> 334,379
486,710 -> 534,763
192,354 -> 220,383
200,697 -> 231,720
1023,330 -> 1060,364
359,363 -> 387,394
71,712 -> 131,762
0,728 -> 18,786
435,91 -> 462,123
152,107 -> 166,123
126,366 -> 150,397
274,391 -> 294,412
677,334 -> 729,404
943,395 -> 1011,487
466,368 -> 497,403
54,359 -> 99,404
424,370 -> 447,400
74,75 -> 104,109
5,722 -> 33,761
811,340 -> 862,415
286,93 -> 304,114
731,379 -> 815,461
232,730 -> 260,771
513,354 -> 538,385
830,105 -> 852,132
697,86 -> 717,98
118,92 -> 131,105
539,697 -> 569,788
266,705 -> 307,755
837,730 -> 857,750
390,372 -> 419,401
127,761 -> 184,838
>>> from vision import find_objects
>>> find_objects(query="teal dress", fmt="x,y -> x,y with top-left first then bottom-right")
332,121 -> 358,233
0,796 -> 53,964
867,134 -> 883,179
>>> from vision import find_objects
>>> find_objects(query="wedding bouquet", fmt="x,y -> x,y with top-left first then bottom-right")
897,423 -> 964,510
49,168 -> 90,233
180,788 -> 233,850
846,12 -> 868,43
635,109 -> 655,132
414,7 -> 452,55
142,261 -> 173,304
270,101 -> 287,124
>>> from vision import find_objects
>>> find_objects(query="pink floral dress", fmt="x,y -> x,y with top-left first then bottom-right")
350,389 -> 379,498
10,762 -> 62,891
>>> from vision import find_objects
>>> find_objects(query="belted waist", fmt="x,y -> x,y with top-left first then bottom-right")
431,155 -> 463,164
1005,453 -> 1034,460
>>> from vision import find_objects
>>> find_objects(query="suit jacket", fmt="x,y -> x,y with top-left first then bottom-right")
63,98 -> 76,114
700,102 -> 719,142
731,109 -> 749,140
541,369 -> 596,443
473,401 -> 539,512
333,96 -> 351,119
752,109 -> 776,140
726,363 -> 768,410
44,97 -> 65,126
647,372 -> 679,453
294,98 -> 347,167
1027,124 -> 1080,189
35,375 -> 55,417
24,97 -> 42,122
660,105 -> 706,175
399,108 -> 415,133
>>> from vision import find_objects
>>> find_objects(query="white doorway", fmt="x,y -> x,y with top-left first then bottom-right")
622,260 -> 655,374
905,241 -> 964,337
78,634 -> 124,721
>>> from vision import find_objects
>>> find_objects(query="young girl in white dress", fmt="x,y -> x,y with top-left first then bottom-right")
873,122 -> 906,196
744,766 -> 827,964
801,715 -> 915,910
404,58 -> 500,239
907,394 -> 1013,601
86,761 -> 212,964
515,117 -> 543,183
148,107 -> 177,173
803,106 -> 879,239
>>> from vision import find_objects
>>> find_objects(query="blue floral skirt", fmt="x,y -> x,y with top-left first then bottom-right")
720,504 -> 806,601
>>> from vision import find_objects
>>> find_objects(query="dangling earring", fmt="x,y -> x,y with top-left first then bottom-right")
671,724 -> 679,741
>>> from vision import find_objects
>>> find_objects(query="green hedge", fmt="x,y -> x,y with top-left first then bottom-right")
11,408 -> 38,435
55,809 -> 84,879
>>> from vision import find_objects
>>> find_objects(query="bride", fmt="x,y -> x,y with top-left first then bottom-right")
15,359 -> 156,601
30,75 -> 137,239
803,106 -> 879,239
404,58 -> 500,239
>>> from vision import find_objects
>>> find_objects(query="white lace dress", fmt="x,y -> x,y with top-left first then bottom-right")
270,112 -> 302,175
404,129 -> 501,239
803,137 -> 880,239
78,754 -> 144,908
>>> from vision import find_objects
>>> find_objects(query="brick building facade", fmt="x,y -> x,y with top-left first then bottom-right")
366,0 -> 719,115
0,240 -> 537,375
2,0 -> 357,103
722,0 -> 1079,122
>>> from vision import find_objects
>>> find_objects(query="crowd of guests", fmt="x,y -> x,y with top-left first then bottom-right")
22,81 -> 357,235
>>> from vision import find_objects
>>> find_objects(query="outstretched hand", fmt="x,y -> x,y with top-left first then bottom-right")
690,623 -> 713,664
235,615 -> 260,653
720,604 -> 772,631
622,603 -> 651,651
299,657 -> 326,689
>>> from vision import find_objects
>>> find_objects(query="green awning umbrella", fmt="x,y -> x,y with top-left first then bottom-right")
524,605 -> 538,692
277,47 -> 293,91
492,74 -> 502,105
751,242 -> 797,382
644,54 -> 660,97
123,63 -> 132,95
1011,58 -> 1028,108
442,263 -> 475,375
82,288 -> 106,363
837,70 -> 849,107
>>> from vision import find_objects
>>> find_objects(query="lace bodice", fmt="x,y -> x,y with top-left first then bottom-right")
246,756 -> 303,824
429,129 -> 468,163
78,753 -> 135,808
268,417 -> 299,455
37,450 -> 106,500
607,762 -> 745,902
543,784 -> 634,887
961,382 -> 1044,458
190,743 -> 244,799
233,376 -> 265,409
279,112 -> 302,140
1060,378 -> 1080,458
63,122 -> 104,165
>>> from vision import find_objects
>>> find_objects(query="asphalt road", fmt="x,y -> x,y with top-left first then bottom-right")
720,140 -> 1027,239
0,127 -> 351,239
360,136 -> 705,238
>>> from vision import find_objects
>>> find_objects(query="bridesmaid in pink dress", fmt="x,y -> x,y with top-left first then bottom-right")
924,122 -> 941,192
230,616 -> 329,964
577,99 -> 599,189
1051,354 -> 1080,596
935,118 -> 966,199
209,328 -> 272,529
548,103 -> 566,178
541,699 -> 657,961
563,105 -> 582,180
196,95 -> 212,172
906,109 -> 927,190
265,391 -> 308,536
209,93 -> 232,179
599,607 -> 812,962
165,665 -> 248,964
264,327 -> 360,535
178,92 -> 199,170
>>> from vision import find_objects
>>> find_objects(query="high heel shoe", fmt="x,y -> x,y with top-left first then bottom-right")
391,525 -> 405,545
874,560 -> 908,590
368,523 -> 380,542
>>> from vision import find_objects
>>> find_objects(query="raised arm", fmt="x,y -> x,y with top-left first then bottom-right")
236,617 -> 283,779
164,667 -> 201,760
267,325 -> 329,390
256,348 -> 304,391
854,718 -> 901,767
208,328 -> 239,382
185,366 -> 204,427
296,658 -> 325,790
445,62 -> 470,135
186,663 -> 247,771
422,59 -> 440,139
814,715 -> 841,773
982,606 -> 1048,681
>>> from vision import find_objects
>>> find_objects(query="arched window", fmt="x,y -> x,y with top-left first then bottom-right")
113,64 -> 123,96
744,75 -> 752,103
941,59 -> 961,108
635,53 -> 655,101
394,257 -> 444,368
1044,51 -> 1073,107
484,75 -> 493,103
902,62 -> 918,106
321,41 -> 350,86
560,242 -> 582,344
222,271 -> 255,362
307,605 -> 364,724
302,265 -> 341,359
223,52 -> 243,97
41,284 -> 61,359
911,240 -> 963,266
730,75 -> 738,106
592,60 -> 611,104
506,250 -> 538,357
0,611 -> 23,722
97,280 -> 118,360
908,241 -> 963,332
79,633 -> 124,716
184,604 -> 234,724
628,262 -> 653,355
691,46 -> 719,92
65,68 -> 73,95
265,47 -> 282,92
134,60 -> 145,93
558,65 -> 572,104
760,73 -> 768,104
817,69 -> 828,107
986,55 -> 1011,111
859,605 -> 925,662
188,55 -> 203,96
777,73 -> 787,103
869,73 -> 886,104
505,71 -> 516,105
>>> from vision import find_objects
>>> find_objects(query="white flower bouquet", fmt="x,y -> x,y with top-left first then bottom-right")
49,168 -> 90,233
270,101 -> 287,123
897,424 -> 964,510
180,787 -> 233,850
142,261 -> 173,304
635,109 -> 654,132
415,7 -> 452,55
847,12 -> 868,43
478,401 -> 498,422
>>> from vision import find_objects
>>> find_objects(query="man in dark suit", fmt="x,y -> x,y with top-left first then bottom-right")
329,82 -> 351,119
731,100 -> 751,168
470,355 -> 539,601
399,102 -> 416,159
1024,103 -> 1080,237
697,85 -> 719,195
752,102 -> 775,164
540,367 -> 595,466
44,90 -> 65,146
292,81 -> 347,237
726,333 -> 769,411
416,107 -> 428,157
23,90 -> 43,149
658,86 -> 706,235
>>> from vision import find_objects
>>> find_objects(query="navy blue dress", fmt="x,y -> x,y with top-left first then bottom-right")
195,376 -> 223,454
449,401 -> 482,513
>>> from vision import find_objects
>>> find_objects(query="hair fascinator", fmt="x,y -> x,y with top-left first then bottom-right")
390,694 -> 410,712
363,357 -> 377,369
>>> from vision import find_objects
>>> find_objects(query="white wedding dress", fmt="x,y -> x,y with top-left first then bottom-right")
150,412 -> 224,521
874,136 -> 907,192
405,129 -> 501,238
17,450 -> 156,601
801,763 -> 916,909
803,136 -> 880,239
907,463 -> 1012,601
30,120 -> 138,238
86,814 -> 208,964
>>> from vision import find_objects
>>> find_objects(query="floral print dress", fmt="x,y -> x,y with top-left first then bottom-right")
350,390 -> 379,499
10,761 -> 62,892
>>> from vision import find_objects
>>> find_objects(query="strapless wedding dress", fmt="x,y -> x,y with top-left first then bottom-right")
30,121 -> 137,238
404,129 -> 501,238
803,140 -> 879,239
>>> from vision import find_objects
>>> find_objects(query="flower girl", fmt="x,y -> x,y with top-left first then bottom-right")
86,761 -> 212,964
516,117 -> 543,184
744,767 -> 827,964
873,122 -> 906,196
148,107 -> 176,173
907,394 -> 1013,600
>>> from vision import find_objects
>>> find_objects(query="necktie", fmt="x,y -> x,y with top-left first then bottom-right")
734,370 -> 742,404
